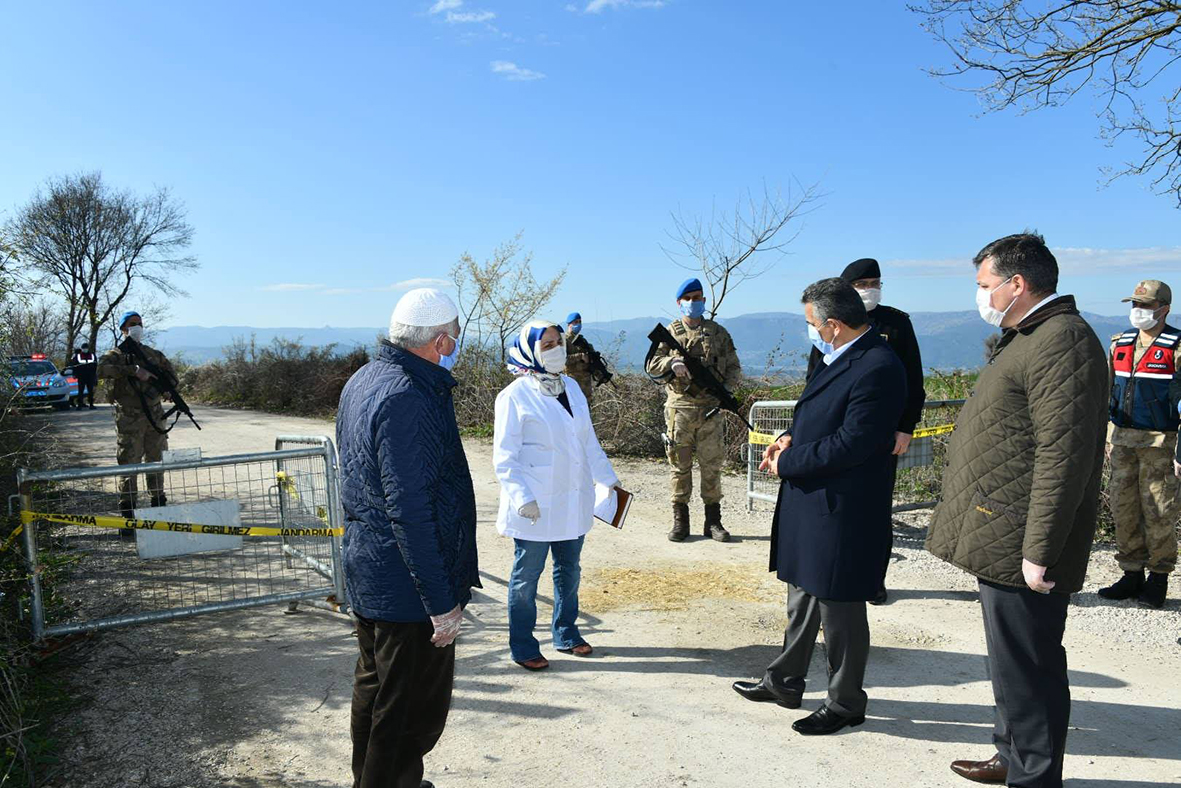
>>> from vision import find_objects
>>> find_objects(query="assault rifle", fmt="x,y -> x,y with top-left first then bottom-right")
646,322 -> 752,430
119,337 -> 202,433
587,348 -> 614,387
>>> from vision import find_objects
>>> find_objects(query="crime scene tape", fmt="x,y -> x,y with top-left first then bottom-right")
276,471 -> 330,525
0,524 -> 23,553
750,423 -> 955,445
19,510 -> 341,538
912,424 -> 956,439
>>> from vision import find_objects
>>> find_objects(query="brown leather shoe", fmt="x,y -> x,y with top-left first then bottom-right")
515,656 -> 549,671
950,754 -> 1007,784
557,643 -> 593,656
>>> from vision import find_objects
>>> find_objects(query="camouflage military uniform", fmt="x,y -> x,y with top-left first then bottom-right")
564,333 -> 597,404
98,343 -> 177,512
1107,332 -> 1180,574
645,318 -> 742,507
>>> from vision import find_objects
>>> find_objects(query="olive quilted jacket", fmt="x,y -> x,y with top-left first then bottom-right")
926,296 -> 1107,594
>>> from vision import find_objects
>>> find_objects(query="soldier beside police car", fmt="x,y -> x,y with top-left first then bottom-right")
645,277 -> 743,543
97,310 -> 179,519
1099,280 -> 1179,609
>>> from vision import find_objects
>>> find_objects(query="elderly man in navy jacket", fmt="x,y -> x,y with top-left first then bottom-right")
732,278 -> 906,736
337,287 -> 479,788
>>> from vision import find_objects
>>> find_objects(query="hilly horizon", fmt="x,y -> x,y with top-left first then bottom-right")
156,308 -> 1134,374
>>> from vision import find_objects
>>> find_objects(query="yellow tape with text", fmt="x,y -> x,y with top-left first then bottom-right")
19,510 -> 341,538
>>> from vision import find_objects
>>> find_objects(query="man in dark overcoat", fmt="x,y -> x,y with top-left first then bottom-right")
732,278 -> 906,736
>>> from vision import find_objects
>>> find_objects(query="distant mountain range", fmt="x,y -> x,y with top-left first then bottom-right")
157,310 -> 1132,374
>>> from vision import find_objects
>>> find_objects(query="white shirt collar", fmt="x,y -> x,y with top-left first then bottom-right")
1021,293 -> 1061,322
822,326 -> 872,366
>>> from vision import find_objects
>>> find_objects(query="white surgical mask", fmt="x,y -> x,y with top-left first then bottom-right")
127,326 -> 144,343
858,288 -> 882,311
975,278 -> 1016,327
807,323 -> 835,356
538,344 -> 567,374
1129,307 -> 1161,331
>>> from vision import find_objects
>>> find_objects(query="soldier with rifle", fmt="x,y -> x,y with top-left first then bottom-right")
563,311 -> 613,403
98,310 -> 198,518
645,278 -> 744,543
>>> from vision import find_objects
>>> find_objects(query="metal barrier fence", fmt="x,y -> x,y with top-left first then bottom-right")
746,399 -> 966,512
17,436 -> 346,640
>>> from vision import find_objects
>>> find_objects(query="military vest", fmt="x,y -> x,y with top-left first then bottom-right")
1110,325 -> 1180,431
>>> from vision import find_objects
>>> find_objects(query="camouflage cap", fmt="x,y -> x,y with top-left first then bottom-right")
1121,279 -> 1172,305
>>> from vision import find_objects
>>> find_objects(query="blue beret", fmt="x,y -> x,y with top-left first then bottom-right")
676,278 -> 704,300
120,311 -> 141,328
566,312 -> 582,324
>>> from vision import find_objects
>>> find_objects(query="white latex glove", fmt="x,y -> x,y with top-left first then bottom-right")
518,500 -> 541,523
429,605 -> 463,647
892,432 -> 913,456
1174,460 -> 1181,479
1021,558 -> 1055,594
671,359 -> 690,379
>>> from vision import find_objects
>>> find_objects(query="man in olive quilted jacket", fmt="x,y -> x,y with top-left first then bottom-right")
926,234 -> 1107,788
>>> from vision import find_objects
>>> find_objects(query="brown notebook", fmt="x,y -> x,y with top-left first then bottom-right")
594,485 -> 633,529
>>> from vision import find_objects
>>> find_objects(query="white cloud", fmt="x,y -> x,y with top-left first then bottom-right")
394,277 -> 452,290
429,0 -> 463,13
585,0 -> 665,12
447,9 -> 495,23
887,246 -> 1181,278
491,60 -> 546,81
260,283 -> 325,292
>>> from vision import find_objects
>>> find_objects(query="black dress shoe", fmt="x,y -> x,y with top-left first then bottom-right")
949,753 -> 1007,784
421,781 -> 435,788
790,705 -> 865,735
731,679 -> 801,708
869,587 -> 888,606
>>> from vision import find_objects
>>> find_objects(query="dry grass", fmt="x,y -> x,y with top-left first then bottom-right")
581,564 -> 780,612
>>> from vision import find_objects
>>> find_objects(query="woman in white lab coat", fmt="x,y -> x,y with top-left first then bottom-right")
493,320 -> 620,671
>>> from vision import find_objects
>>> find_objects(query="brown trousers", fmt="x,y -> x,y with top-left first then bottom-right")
351,616 -> 455,788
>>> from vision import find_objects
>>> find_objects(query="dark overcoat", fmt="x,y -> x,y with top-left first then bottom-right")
769,331 -> 906,602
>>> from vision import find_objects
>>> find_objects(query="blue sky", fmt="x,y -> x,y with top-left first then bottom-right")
2,1 -> 1179,329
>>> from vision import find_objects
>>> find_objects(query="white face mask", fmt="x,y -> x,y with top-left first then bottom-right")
538,344 -> 567,374
976,278 -> 1016,327
127,325 -> 144,343
1129,307 -> 1161,331
858,288 -> 882,311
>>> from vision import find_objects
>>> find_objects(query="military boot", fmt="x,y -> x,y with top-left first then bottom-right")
1097,570 -> 1144,600
668,503 -> 689,542
704,503 -> 729,542
1138,572 -> 1169,609
150,492 -> 168,508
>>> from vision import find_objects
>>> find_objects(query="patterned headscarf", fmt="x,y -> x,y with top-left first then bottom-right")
507,320 -> 565,396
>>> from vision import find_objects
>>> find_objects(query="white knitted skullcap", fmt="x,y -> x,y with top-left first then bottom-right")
390,288 -> 459,331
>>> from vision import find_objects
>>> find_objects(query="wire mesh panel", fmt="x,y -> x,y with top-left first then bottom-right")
18,444 -> 344,639
746,400 -> 796,508
745,398 -> 966,512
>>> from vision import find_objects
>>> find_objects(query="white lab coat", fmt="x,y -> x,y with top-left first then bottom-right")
493,374 -> 618,542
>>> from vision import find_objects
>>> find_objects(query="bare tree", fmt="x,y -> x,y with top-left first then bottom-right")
662,182 -> 822,319
450,232 -> 567,361
913,1 -> 1181,205
0,299 -> 68,361
7,172 -> 197,353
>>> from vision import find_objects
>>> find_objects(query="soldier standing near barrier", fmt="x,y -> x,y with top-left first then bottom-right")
1098,279 -> 1179,609
645,277 -> 742,543
98,311 -> 177,517
563,312 -> 596,404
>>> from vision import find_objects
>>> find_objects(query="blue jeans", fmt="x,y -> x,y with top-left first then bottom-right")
508,536 -> 585,662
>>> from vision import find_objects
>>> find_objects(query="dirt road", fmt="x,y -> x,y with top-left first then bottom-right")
32,404 -> 1181,788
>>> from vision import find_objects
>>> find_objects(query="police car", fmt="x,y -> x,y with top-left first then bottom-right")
6,354 -> 79,410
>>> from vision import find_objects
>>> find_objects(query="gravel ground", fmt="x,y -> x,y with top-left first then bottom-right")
28,404 -> 1181,788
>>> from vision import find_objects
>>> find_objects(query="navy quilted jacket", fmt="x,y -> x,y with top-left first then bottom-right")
337,341 -> 480,622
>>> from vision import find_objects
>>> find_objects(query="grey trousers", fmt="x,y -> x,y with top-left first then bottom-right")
979,580 -> 1071,788
763,582 -> 870,716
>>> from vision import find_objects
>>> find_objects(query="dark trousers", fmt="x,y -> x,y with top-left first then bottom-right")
351,616 -> 455,788
978,580 -> 1071,788
764,583 -> 870,716
77,376 -> 96,407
